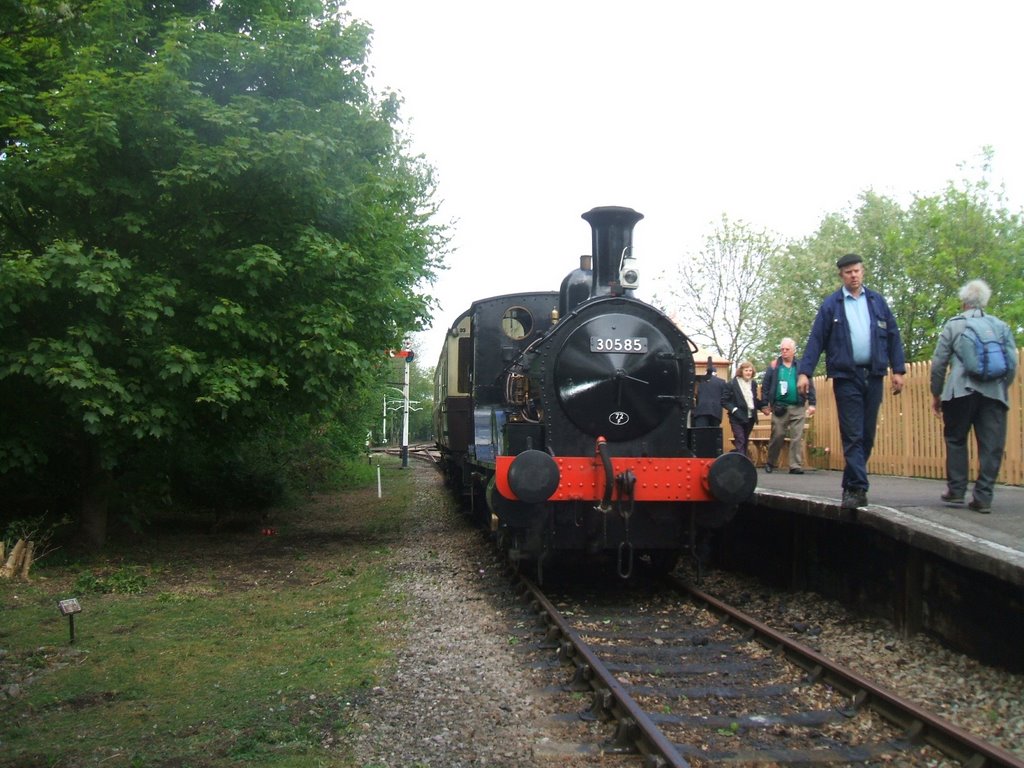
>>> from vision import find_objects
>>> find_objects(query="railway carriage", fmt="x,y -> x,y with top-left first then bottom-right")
433,206 -> 756,578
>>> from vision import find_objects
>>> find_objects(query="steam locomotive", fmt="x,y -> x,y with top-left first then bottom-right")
432,206 -> 756,579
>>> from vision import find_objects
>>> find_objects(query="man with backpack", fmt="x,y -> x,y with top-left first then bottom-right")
930,279 -> 1018,513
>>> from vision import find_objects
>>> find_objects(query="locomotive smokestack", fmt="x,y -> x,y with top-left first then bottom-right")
581,206 -> 644,297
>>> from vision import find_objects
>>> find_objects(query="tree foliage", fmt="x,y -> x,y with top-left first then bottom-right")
656,215 -> 783,367
752,212 -> 857,367
0,0 -> 446,544
659,153 -> 1022,376
756,150 -> 1023,371
375,356 -> 434,446
902,158 -> 1024,344
406,358 -> 435,443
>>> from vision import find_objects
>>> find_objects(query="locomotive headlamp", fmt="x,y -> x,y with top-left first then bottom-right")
619,254 -> 639,290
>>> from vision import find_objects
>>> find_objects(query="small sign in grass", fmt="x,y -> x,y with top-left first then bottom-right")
0,455 -> 419,766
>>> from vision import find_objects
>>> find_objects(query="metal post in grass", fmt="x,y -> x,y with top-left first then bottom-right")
58,598 -> 82,643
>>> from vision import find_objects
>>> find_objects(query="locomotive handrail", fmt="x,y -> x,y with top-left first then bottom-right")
596,437 -> 614,512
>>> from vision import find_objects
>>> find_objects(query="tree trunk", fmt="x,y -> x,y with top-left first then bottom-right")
19,540 -> 34,579
1,539 -> 26,579
77,452 -> 112,549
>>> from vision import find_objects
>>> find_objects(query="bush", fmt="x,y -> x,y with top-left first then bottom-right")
1,513 -> 73,566
74,565 -> 149,594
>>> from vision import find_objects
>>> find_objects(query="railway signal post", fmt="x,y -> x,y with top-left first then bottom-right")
388,349 -> 415,468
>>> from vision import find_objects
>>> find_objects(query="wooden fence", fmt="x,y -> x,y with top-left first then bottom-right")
733,348 -> 1023,486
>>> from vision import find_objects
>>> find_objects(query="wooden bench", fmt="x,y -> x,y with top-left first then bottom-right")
747,423 -> 772,468
747,428 -> 769,467
746,422 -> 794,469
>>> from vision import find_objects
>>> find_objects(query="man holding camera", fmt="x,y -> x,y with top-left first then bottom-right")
761,337 -> 816,474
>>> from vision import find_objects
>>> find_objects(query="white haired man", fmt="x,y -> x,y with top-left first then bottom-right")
760,337 -> 815,474
929,279 -> 1018,513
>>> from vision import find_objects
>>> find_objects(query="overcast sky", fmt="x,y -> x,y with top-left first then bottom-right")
343,0 -> 1024,363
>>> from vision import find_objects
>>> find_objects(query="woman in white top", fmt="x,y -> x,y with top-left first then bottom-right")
724,359 -> 762,458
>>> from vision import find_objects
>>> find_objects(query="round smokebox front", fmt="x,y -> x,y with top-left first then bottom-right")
554,312 -> 679,441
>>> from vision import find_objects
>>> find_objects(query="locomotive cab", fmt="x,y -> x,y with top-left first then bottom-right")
433,292 -> 559,513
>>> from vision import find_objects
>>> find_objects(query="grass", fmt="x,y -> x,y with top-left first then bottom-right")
0,456 -> 417,767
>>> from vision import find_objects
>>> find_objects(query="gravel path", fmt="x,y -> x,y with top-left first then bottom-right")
348,464 -> 575,767
348,463 -> 1024,766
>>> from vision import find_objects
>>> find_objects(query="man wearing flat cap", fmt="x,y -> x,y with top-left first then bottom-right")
797,253 -> 907,510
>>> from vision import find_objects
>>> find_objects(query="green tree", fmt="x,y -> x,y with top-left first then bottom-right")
771,152 -> 1024,368
405,358 -> 435,443
0,0 -> 445,546
902,154 -> 1024,346
376,353 -> 432,446
755,212 -> 857,369
656,215 -> 783,367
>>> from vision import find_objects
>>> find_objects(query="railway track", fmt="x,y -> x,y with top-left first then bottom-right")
376,443 -> 439,464
508,567 -> 1024,768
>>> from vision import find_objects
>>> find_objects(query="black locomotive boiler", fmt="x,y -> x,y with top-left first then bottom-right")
432,206 -> 756,577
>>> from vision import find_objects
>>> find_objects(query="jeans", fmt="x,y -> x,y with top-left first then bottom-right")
941,393 -> 1007,505
832,371 -> 884,491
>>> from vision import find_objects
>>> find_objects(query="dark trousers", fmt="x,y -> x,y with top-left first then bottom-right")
833,371 -> 884,492
730,417 -> 755,457
693,415 -> 721,428
941,393 -> 1007,505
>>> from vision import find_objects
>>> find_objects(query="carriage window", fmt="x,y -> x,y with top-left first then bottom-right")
457,337 -> 472,394
501,306 -> 533,340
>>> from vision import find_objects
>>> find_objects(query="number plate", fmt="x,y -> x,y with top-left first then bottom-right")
590,336 -> 648,353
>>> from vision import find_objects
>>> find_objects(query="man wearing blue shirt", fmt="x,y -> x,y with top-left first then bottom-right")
797,253 -> 906,510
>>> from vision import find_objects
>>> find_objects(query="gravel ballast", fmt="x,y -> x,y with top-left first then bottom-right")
349,463 -> 1024,766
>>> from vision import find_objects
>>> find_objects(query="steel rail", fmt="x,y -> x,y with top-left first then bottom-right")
376,444 -> 439,464
519,574 -> 691,768
674,577 -> 1024,768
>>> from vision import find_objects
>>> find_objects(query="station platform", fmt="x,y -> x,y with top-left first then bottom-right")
752,469 -> 1024,588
